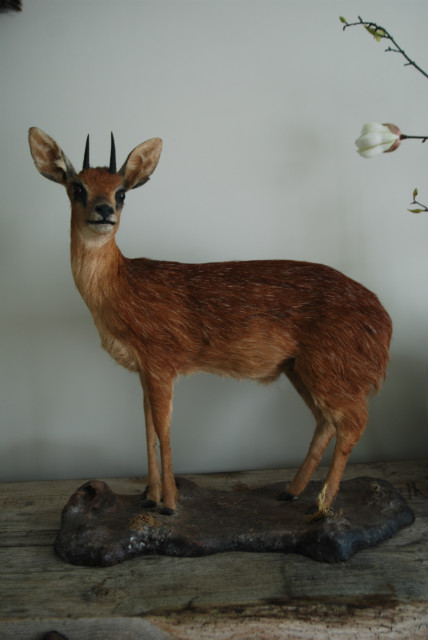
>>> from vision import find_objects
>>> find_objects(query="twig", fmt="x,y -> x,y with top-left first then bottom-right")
408,188 -> 428,214
341,16 -> 428,80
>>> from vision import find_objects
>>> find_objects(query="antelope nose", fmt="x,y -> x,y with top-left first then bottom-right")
95,204 -> 114,219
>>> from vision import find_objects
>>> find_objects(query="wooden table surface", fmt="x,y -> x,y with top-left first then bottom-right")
0,459 -> 427,639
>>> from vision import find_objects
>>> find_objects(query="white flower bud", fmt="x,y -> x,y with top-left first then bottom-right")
355,123 -> 401,158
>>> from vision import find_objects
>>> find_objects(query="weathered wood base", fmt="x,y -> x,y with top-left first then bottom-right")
54,475 -> 414,566
1,460 -> 427,639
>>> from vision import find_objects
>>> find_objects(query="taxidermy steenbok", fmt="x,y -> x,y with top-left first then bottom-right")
28,127 -> 392,517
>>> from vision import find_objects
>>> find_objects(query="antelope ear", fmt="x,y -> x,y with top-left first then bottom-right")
28,127 -> 75,185
119,138 -> 162,190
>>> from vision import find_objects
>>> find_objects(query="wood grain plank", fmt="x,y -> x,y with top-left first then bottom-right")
0,524 -> 426,617
0,618 -> 176,640
151,601 -> 428,640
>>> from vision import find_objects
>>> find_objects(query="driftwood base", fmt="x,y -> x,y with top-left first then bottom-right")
54,475 -> 414,566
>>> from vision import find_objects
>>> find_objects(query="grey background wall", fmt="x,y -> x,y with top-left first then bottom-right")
1,0 -> 427,482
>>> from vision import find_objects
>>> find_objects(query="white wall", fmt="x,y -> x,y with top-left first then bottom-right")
1,0 -> 427,482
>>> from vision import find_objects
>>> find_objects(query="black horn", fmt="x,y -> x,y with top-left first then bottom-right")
82,134 -> 90,170
109,132 -> 116,174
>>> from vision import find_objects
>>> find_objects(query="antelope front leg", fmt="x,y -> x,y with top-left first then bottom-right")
140,374 -> 162,506
142,374 -> 178,515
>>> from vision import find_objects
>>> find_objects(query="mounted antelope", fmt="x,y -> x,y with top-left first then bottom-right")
28,127 -> 392,517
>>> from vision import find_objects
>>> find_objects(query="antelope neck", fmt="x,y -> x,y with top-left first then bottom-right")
70,234 -> 124,310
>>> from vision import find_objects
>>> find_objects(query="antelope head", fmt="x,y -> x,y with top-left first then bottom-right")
28,127 -> 162,245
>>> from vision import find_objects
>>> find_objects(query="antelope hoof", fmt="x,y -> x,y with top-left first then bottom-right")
141,498 -> 158,508
141,486 -> 159,508
159,506 -> 176,516
277,490 -> 298,502
305,504 -> 335,522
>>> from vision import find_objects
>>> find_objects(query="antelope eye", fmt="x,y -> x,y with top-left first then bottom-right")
72,182 -> 87,205
115,189 -> 126,206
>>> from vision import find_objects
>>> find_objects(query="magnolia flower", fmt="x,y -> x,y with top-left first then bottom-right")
355,123 -> 401,158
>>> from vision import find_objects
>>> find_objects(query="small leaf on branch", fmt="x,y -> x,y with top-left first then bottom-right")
339,16 -> 348,24
412,188 -> 418,200
364,25 -> 385,42
408,208 -> 423,214
364,26 -> 377,39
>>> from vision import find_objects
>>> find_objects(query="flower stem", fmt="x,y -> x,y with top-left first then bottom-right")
401,135 -> 428,143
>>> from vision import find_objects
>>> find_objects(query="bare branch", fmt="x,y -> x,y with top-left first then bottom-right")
341,16 -> 428,80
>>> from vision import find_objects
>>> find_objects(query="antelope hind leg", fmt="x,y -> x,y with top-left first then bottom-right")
313,404 -> 368,517
280,416 -> 336,502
